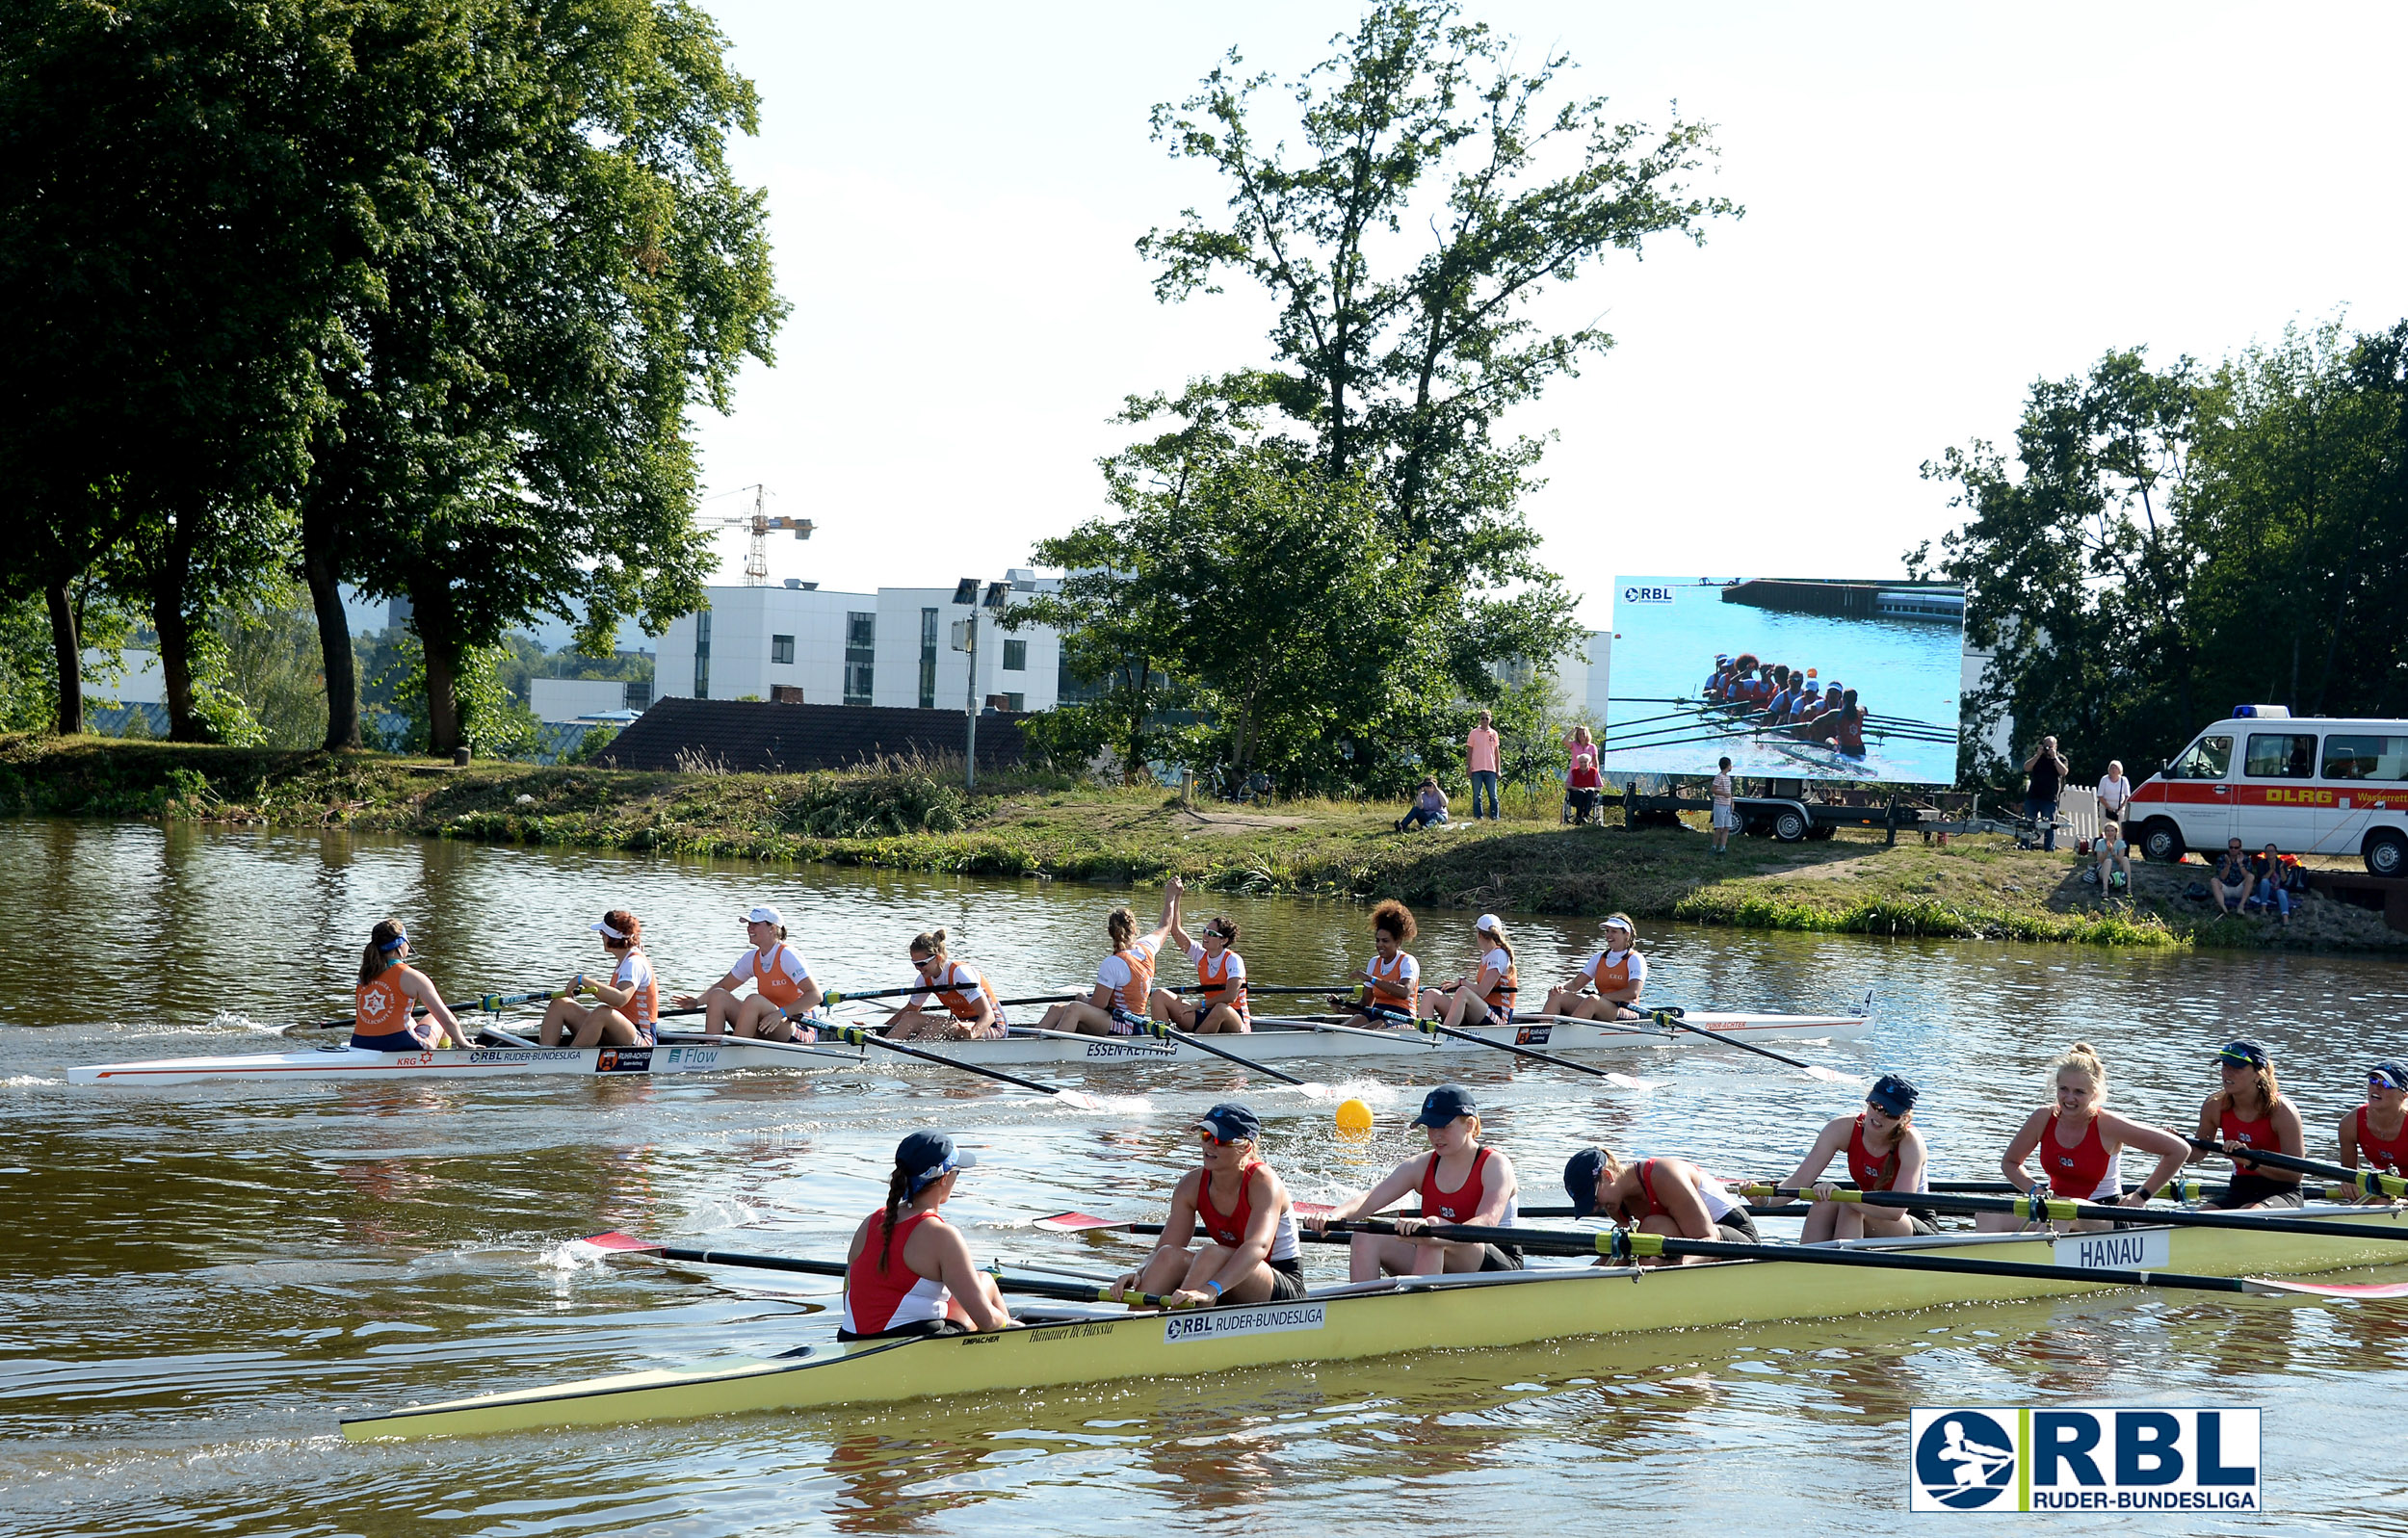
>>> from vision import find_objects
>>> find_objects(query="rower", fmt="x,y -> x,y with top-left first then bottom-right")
2342,1061 -> 2408,1205
1538,914 -> 1646,1021
883,928 -> 1008,1041
1566,1145 -> 1758,1264
1151,905 -> 1249,1034
1703,654 -> 1733,702
1419,913 -> 1517,1029
2187,1039 -> 2304,1209
537,909 -> 660,1048
839,1133 -> 1010,1341
350,920 -> 472,1052
1327,899 -> 1422,1027
1779,1073 -> 1935,1241
670,904 -> 822,1042
1979,1042 -> 2188,1232
1037,878 -> 1179,1037
1307,1085 -> 1520,1278
1116,1104 -> 1306,1307
1793,684 -> 1845,740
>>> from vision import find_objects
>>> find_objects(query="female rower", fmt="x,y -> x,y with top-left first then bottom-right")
1118,1103 -> 1306,1307
1419,913 -> 1517,1029
2341,1061 -> 2408,1203
350,920 -> 472,1051
1979,1042 -> 2188,1232
1780,1074 -> 1934,1240
1152,904 -> 1249,1033
839,1133 -> 1010,1340
1037,879 -> 1178,1037
1565,1145 -> 1758,1265
670,904 -> 822,1042
537,909 -> 660,1048
1538,914 -> 1646,1021
1327,899 -> 1422,1026
884,928 -> 1008,1041
1306,1084 -> 1519,1277
2187,1039 -> 2304,1209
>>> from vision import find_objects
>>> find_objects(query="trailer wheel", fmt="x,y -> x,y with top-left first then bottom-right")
2367,828 -> 2408,879
2136,819 -> 2186,865
1772,807 -> 1810,843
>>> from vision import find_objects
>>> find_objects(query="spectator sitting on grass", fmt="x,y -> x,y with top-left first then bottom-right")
2212,838 -> 2253,917
2245,843 -> 2292,925
1397,777 -> 1450,832
2094,819 -> 2132,893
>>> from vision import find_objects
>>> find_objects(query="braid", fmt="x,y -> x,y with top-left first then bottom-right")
877,1164 -> 913,1273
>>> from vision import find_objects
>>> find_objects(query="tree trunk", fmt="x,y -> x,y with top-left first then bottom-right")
302,515 -> 360,750
412,582 -> 462,756
44,580 -> 83,736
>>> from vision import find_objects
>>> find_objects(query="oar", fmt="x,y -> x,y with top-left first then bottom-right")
1131,1021 -> 1320,1089
572,1232 -> 1171,1306
1740,1186 -> 2408,1244
1038,1202 -> 1616,1234
1754,1175 -> 2332,1200
1326,1219 -> 2408,1301
1360,1005 -> 1663,1089
2185,1135 -> 2405,1200
300,987 -> 557,1032
824,1025 -> 1109,1109
1169,984 -> 1351,997
1646,1006 -> 1856,1083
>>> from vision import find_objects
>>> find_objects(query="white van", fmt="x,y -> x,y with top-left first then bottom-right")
2126,707 -> 2408,876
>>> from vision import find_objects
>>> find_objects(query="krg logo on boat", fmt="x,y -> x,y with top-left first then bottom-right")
1620,585 -> 1674,604
1908,1407 -> 2261,1513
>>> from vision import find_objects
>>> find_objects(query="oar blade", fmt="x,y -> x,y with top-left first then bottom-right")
1032,1212 -> 1129,1234
2238,1276 -> 2408,1300
1804,1065 -> 1861,1084
567,1231 -> 665,1259
1606,1072 -> 1665,1091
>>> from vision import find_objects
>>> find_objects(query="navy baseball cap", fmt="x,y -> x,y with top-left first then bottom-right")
2218,1039 -> 2269,1069
1412,1084 -> 1478,1128
897,1132 -> 977,1195
1194,1103 -> 1262,1143
2370,1062 -> 2408,1091
1867,1074 -> 1919,1116
1564,1147 -> 1610,1217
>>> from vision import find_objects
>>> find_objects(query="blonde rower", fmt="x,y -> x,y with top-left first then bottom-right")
884,928 -> 1008,1042
670,904 -> 823,1042
2187,1038 -> 2304,1210
1152,903 -> 1249,1034
1328,899 -> 1422,1027
1782,1074 -> 1935,1241
1420,913 -> 1517,1029
1540,914 -> 1646,1020
349,920 -> 472,1052
1117,1104 -> 1306,1308
1037,879 -> 1178,1037
1980,1042 -> 2187,1232
1306,1084 -> 1521,1277
537,909 -> 660,1048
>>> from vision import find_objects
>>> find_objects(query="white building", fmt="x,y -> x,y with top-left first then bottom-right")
654,570 -> 1064,714
529,678 -> 638,724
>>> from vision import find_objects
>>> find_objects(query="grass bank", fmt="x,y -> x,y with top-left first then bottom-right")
5,735 -> 2399,952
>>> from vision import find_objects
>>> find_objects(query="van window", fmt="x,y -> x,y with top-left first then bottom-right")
2165,734 -> 2233,780
2321,734 -> 2408,782
2243,733 -> 2316,779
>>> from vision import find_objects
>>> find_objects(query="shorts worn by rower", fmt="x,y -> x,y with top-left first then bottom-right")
671,904 -> 823,1042
2341,1061 -> 2408,1205
538,910 -> 660,1048
1150,899 -> 1250,1034
1420,913 -> 1517,1030
1118,1103 -> 1307,1308
1567,1146 -> 1759,1265
1330,899 -> 1423,1027
884,927 -> 1009,1041
349,920 -> 472,1052
2187,1038 -> 2304,1210
1539,914 -> 1645,1021
839,1133 -> 1010,1341
1782,1073 -> 1936,1241
1038,878 -> 1179,1038
1980,1042 -> 2189,1233
1307,1084 -> 1522,1278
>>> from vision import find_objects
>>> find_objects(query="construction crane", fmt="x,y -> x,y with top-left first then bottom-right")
704,484 -> 812,586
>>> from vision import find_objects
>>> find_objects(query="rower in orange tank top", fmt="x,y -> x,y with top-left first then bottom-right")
1152,906 -> 1250,1034
671,904 -> 824,1042
1331,899 -> 1423,1029
1038,878 -> 1181,1038
348,920 -> 471,1052
538,908 -> 661,1049
886,928 -> 1008,1042
1423,914 -> 1519,1030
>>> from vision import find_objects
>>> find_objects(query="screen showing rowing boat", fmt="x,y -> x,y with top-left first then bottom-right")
1604,577 -> 1964,785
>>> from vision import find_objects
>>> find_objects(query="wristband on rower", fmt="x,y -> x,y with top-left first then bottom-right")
1205,1279 -> 1222,1297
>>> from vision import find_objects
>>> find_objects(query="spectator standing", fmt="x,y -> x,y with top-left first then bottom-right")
1466,711 -> 1502,821
2245,844 -> 2292,925
1563,726 -> 1604,825
1397,777 -> 1450,832
2096,760 -> 2133,825
1710,756 -> 1736,855
2212,838 -> 2253,917
2023,736 -> 2068,851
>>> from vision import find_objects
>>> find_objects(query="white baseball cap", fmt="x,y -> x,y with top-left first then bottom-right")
1600,916 -> 1635,934
1475,913 -> 1504,933
745,905 -> 784,926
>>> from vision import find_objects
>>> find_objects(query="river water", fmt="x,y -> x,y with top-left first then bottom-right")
3,819 -> 2406,1535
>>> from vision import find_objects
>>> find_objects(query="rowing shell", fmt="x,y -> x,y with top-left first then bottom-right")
342,1204 -> 2408,1440
65,1010 -> 1870,1086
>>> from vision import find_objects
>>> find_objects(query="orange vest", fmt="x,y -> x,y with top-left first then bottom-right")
928,961 -> 1001,1022
1590,950 -> 1636,993
1110,943 -> 1156,1014
749,943 -> 807,1009
1368,951 -> 1415,1010
619,952 -> 659,1029
1481,954 -> 1518,1011
1196,948 -> 1246,1012
355,966 -> 410,1032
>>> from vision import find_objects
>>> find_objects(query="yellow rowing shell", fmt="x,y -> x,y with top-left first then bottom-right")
342,1208 -> 2408,1441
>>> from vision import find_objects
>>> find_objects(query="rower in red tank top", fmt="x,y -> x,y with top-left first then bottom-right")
1307,1084 -> 1522,1278
2353,1105 -> 2408,1173
1985,1043 -> 2190,1235
839,1133 -> 1008,1341
2189,1038 -> 2304,1211
1118,1104 -> 1306,1307
1567,1147 -> 1759,1260
1783,1075 -> 1930,1242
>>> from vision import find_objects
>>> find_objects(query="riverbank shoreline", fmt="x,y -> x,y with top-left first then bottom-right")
5,735 -> 2398,953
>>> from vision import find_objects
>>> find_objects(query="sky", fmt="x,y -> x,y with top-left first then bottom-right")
684,2 -> 2408,629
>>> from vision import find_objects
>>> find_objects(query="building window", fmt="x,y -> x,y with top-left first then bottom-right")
1004,691 -> 1025,712
771,634 -> 794,665
1002,639 -> 1027,672
694,609 -> 711,699
844,612 -> 875,706
918,607 -> 938,709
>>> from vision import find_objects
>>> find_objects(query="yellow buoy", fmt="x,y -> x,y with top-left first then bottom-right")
1334,1098 -> 1374,1134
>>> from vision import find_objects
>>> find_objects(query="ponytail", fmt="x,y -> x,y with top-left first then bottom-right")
1107,907 -> 1137,950
358,919 -> 406,985
876,1164 -> 912,1272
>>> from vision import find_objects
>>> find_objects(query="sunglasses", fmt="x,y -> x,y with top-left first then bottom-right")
2373,1076 -> 2404,1090
1197,1131 -> 1230,1147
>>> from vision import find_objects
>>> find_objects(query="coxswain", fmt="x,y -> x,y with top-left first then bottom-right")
671,904 -> 822,1042
537,910 -> 660,1047
839,1133 -> 1010,1340
883,928 -> 1008,1041
1306,1084 -> 1520,1278
1327,899 -> 1422,1026
1152,903 -> 1249,1033
350,920 -> 472,1051
1538,913 -> 1646,1021
1037,879 -> 1178,1037
1117,1103 -> 1307,1307
2186,1038 -> 2304,1209
2341,1061 -> 2408,1204
1419,913 -> 1517,1028
1565,1145 -> 1759,1264
1978,1042 -> 2188,1231
1779,1074 -> 1935,1240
